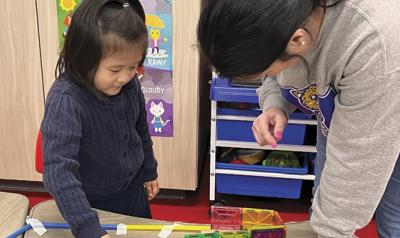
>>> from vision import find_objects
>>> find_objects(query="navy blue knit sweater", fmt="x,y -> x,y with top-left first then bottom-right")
41,73 -> 158,237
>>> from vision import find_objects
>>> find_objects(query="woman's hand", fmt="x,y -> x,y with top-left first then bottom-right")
252,106 -> 288,147
144,179 -> 159,200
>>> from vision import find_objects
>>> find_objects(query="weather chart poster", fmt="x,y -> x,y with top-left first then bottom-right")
141,0 -> 173,137
57,0 -> 174,137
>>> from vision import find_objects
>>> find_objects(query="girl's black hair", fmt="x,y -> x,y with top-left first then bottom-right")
56,0 -> 148,86
197,0 -> 340,79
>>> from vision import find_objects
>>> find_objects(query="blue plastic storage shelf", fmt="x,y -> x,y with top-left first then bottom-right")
211,76 -> 313,199
216,161 -> 308,199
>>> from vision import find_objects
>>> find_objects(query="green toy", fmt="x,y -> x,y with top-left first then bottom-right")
184,231 -> 250,238
262,151 -> 300,168
219,231 -> 250,238
184,232 -> 219,238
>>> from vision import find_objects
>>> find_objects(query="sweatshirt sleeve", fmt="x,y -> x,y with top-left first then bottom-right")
42,94 -> 107,238
257,76 -> 296,117
310,32 -> 400,238
134,78 -> 158,182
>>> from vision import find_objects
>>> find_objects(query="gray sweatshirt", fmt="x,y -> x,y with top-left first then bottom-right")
258,0 -> 400,237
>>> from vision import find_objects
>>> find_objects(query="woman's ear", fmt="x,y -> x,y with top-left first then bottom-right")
286,28 -> 313,55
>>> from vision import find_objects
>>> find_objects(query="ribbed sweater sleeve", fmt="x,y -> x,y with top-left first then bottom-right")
135,79 -> 158,182
41,94 -> 107,238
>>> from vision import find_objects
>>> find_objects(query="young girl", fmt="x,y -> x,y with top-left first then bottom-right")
41,1 -> 159,237
198,0 -> 400,237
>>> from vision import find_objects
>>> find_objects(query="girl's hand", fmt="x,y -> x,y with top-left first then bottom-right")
101,234 -> 111,238
144,179 -> 159,200
252,106 -> 288,147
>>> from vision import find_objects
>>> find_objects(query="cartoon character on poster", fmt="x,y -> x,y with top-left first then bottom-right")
149,101 -> 170,133
145,14 -> 172,70
146,14 -> 166,55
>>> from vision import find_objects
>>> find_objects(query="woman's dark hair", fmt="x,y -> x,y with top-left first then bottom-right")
197,0 -> 340,79
56,0 -> 148,86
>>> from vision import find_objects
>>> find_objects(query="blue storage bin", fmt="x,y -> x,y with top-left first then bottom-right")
215,161 -> 308,199
216,108 -> 311,145
210,76 -> 259,103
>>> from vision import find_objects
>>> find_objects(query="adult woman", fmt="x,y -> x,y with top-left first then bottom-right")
198,0 -> 400,237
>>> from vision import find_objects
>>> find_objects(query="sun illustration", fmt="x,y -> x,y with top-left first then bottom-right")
59,0 -> 77,12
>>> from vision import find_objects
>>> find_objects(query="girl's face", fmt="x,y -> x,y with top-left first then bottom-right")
93,49 -> 142,96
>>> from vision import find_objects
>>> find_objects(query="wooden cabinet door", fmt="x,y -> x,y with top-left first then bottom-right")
151,0 -> 202,190
36,0 -> 58,96
0,0 -> 44,181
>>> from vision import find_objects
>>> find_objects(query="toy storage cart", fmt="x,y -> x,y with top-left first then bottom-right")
209,76 -> 318,203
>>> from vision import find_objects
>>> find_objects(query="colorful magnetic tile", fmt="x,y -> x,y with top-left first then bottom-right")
242,208 -> 284,229
250,228 -> 286,238
211,206 -> 242,230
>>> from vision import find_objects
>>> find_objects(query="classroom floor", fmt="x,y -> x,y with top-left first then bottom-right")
9,158 -> 378,238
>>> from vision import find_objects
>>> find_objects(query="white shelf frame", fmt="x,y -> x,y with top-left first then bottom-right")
217,115 -> 318,126
216,140 -> 317,153
216,169 -> 316,180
